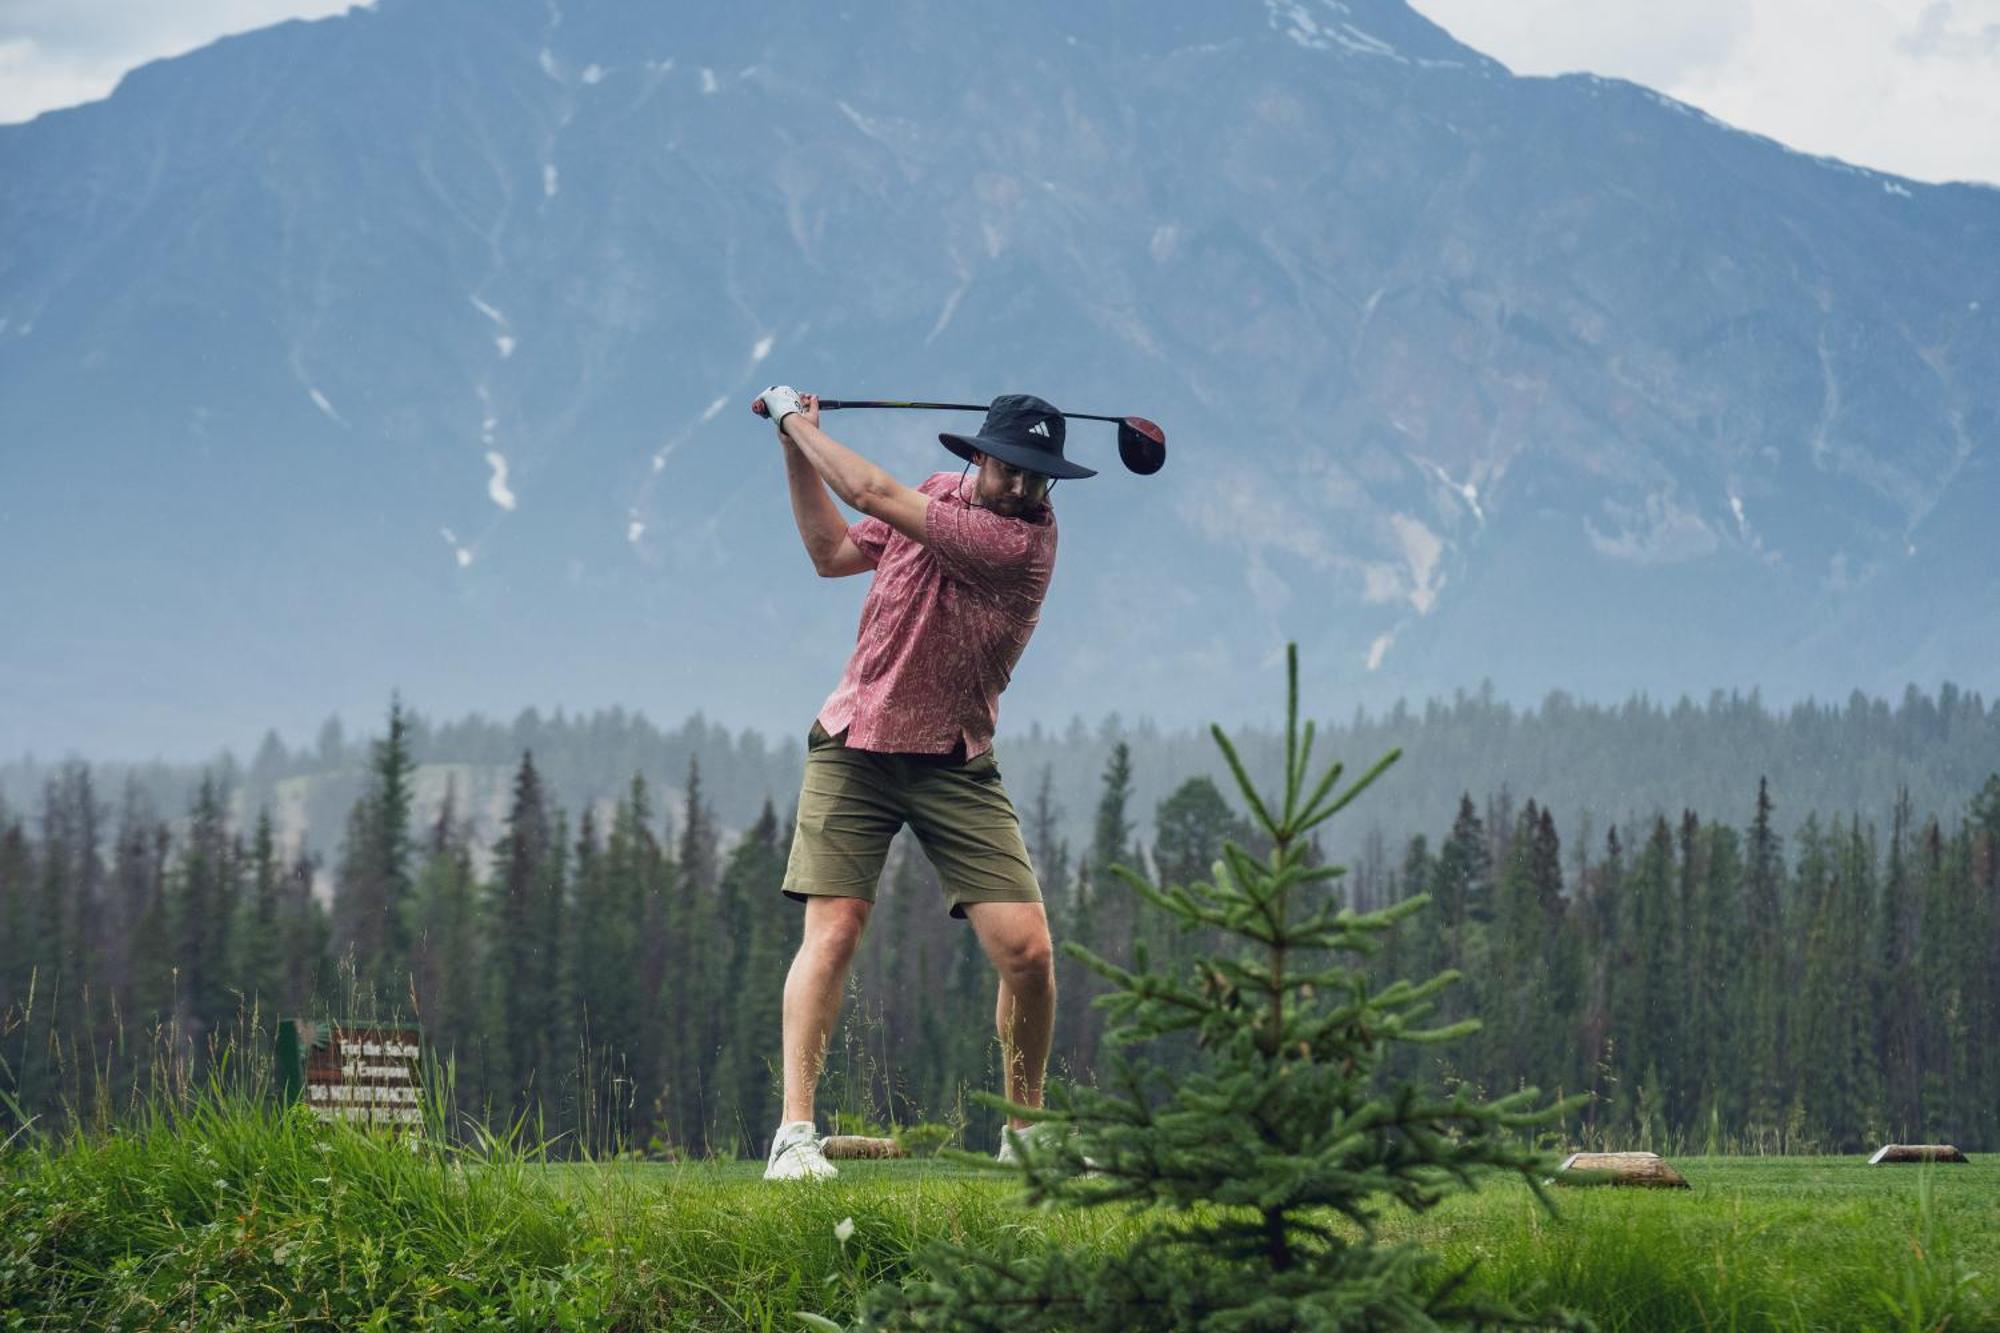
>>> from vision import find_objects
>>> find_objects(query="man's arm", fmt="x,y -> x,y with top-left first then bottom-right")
774,394 -> 931,544
780,432 -> 873,577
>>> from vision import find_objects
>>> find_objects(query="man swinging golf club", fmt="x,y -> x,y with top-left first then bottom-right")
754,385 -> 1091,1181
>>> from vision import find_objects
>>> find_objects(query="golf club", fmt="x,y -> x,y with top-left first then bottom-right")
751,395 -> 1167,475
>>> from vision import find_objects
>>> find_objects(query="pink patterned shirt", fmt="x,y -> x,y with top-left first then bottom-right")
818,472 -> 1058,757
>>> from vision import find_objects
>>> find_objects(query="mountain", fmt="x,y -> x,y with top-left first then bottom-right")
3,0 -> 1996,760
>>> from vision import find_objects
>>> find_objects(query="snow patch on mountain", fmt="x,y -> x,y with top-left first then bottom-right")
440,528 -> 474,568
1265,0 -> 1405,62
543,164 -> 558,198
1390,514 -> 1445,613
1417,458 -> 1484,523
1587,492 -> 1718,565
484,452 -> 517,511
1367,629 -> 1396,671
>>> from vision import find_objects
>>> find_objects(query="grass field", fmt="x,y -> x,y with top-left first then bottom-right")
4,1100 -> 1996,1329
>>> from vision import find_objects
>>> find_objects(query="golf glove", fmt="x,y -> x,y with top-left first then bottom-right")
757,385 -> 804,430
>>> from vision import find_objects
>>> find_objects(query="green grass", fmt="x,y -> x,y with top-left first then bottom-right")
5,1100 -> 1997,1330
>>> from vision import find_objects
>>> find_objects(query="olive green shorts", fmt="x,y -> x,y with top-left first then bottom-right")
782,721 -> 1043,919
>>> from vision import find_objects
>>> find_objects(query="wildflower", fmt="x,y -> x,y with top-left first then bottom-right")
833,1217 -> 855,1243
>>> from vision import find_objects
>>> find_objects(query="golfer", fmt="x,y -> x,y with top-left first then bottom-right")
753,385 -> 1092,1181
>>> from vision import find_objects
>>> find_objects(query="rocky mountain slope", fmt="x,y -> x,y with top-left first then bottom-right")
2,0 -> 1994,759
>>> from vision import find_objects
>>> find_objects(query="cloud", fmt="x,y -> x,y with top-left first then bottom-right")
0,0 -> 365,124
1412,0 -> 1752,92
1669,0 -> 2000,184
4,1 -> 1995,184
1412,0 -> 2000,185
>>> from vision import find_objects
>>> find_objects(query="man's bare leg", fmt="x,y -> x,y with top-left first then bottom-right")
781,896 -> 873,1125
964,901 -> 1056,1129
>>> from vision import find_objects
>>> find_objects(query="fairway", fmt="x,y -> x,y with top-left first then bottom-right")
515,1153 -> 2000,1329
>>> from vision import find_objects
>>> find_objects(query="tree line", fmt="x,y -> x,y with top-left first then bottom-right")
3,700 -> 1997,1154
6,676 -> 1995,886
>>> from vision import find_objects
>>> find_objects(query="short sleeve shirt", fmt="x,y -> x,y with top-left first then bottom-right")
817,472 -> 1057,757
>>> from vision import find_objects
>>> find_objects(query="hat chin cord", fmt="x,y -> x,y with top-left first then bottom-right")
957,460 -> 1054,516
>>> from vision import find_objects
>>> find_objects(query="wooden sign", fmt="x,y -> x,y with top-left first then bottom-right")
277,1019 -> 423,1130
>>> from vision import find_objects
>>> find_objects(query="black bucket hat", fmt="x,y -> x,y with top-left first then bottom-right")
940,394 -> 1098,480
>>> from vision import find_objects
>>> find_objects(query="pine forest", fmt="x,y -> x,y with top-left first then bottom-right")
4,697 -> 1998,1158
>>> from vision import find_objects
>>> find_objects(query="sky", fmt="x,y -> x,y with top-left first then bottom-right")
1,1 -> 1997,185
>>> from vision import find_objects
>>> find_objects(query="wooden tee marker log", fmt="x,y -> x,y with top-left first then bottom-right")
821,1135 -> 905,1160
1868,1143 -> 1969,1164
1554,1151 -> 1691,1188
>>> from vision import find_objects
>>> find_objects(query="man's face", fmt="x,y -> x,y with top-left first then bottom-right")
971,452 -> 1052,518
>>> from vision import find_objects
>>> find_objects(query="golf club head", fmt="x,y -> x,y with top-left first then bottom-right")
1117,417 -> 1167,475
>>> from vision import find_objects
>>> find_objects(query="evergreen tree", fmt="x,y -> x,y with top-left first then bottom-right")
490,752 -> 557,1129
173,774 -> 238,1044
332,698 -> 418,1004
1485,802 -> 1544,1094
1149,776 -> 1248,983
233,809 -> 288,1016
1965,775 -> 2000,1146
1430,795 -> 1489,980
1743,777 -> 1785,1138
1090,742 -> 1140,968
863,648 -> 1580,1330
0,808 -> 32,1015
279,844 -> 330,1016
1914,817 -> 1960,1139
1058,857 -> 1100,1078
1692,822 -> 1744,1137
410,785 -> 482,1089
105,781 -> 164,1027
1790,815 -> 1858,1146
1026,765 -> 1069,926
33,762 -> 104,1044
1614,819 -> 1676,1141
1572,824 -> 1623,1142
711,799 -> 788,1149
1671,810 -> 1705,1126
1876,790 -> 1920,1135
1532,806 -> 1582,1103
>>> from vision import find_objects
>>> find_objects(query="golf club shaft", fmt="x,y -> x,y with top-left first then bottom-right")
817,399 -> 1128,425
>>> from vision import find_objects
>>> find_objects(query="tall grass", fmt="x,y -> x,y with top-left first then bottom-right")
4,993 -> 1996,1329
7,1089 -> 1996,1331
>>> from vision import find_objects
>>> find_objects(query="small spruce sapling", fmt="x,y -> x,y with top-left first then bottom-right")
859,646 -> 1586,1330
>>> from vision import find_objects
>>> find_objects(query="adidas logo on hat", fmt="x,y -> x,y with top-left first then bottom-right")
1029,420 -> 1051,437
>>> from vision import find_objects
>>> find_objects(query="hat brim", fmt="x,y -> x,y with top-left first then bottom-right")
940,432 -> 1098,480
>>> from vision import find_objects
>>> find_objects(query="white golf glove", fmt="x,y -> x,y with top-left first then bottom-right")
757,384 -> 804,430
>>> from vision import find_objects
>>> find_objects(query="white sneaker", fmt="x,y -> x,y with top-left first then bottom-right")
764,1121 -> 838,1181
999,1123 -> 1104,1172
995,1122 -> 1054,1165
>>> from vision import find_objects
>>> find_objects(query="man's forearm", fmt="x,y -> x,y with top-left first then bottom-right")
782,438 -> 852,570
780,416 -> 900,514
